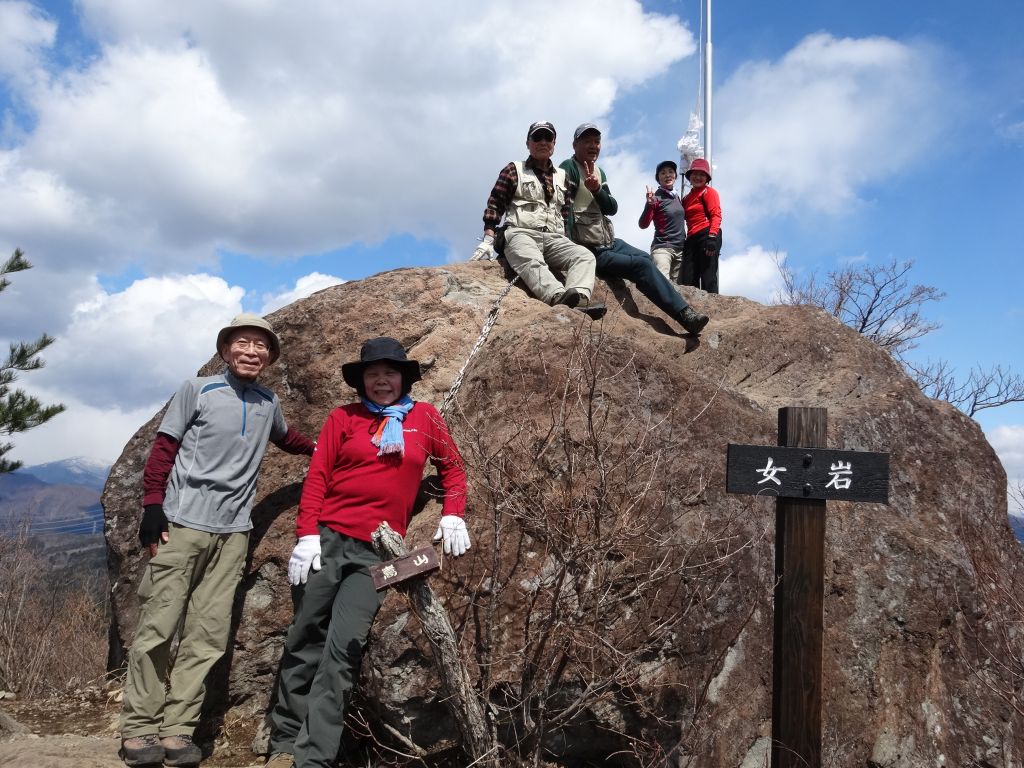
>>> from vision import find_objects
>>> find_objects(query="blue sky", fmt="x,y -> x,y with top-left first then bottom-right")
1,0 -> 1021,505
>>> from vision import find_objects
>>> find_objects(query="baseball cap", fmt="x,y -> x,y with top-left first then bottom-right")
527,121 -> 556,140
573,123 -> 601,140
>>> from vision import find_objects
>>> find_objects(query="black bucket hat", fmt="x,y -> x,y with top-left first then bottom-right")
341,337 -> 422,390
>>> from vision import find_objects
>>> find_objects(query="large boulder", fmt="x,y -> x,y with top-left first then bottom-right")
102,261 -> 1023,766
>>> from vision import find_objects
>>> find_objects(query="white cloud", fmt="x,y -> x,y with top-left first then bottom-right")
8,391 -> 163,466
24,45 -> 257,251
4,0 -> 694,276
1004,122 -> 1024,142
0,259 -> 100,343
261,272 -> 345,315
721,245 -> 786,303
988,425 -> 1024,514
32,273 -> 245,409
0,1 -> 55,90
714,33 -> 945,239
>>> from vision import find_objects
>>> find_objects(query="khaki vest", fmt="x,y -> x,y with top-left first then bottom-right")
569,159 -> 615,249
505,161 -> 568,234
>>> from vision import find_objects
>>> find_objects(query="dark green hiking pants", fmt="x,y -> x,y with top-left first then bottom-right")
268,528 -> 382,768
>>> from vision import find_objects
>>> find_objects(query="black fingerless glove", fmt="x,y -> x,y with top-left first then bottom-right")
139,504 -> 168,548
704,233 -> 722,254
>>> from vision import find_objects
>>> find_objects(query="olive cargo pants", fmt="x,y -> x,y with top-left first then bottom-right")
121,523 -> 248,738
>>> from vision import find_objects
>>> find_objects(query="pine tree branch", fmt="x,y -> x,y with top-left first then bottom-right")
0,250 -> 65,473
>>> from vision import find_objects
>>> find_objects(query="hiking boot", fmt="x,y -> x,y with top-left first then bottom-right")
576,301 -> 607,320
554,288 -> 582,308
119,734 -> 164,766
679,306 -> 709,335
161,734 -> 203,766
265,754 -> 295,768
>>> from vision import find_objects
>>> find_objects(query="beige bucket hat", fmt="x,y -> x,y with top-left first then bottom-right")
215,313 -> 281,364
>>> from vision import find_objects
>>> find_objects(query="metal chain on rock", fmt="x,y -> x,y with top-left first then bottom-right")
440,265 -> 518,419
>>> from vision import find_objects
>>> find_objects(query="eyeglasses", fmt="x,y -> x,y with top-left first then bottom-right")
530,132 -> 555,143
231,338 -> 270,353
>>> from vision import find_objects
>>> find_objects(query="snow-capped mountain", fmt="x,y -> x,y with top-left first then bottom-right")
1,458 -> 108,537
20,457 -> 112,491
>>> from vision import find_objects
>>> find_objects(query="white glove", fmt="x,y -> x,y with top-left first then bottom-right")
288,535 -> 322,586
471,235 -> 495,261
433,515 -> 471,557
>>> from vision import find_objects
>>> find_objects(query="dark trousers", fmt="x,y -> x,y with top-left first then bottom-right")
681,229 -> 719,294
269,528 -> 382,768
595,238 -> 690,319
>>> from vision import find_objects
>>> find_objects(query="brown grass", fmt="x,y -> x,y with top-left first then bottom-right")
0,523 -> 108,697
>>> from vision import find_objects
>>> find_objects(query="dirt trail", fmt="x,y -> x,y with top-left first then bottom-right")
0,733 -> 126,768
0,696 -> 263,768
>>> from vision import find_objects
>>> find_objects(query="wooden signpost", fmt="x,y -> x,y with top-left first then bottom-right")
726,407 -> 889,768
370,523 -> 497,765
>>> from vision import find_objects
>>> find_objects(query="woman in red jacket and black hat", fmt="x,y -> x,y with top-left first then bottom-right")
266,337 -> 470,768
680,158 -> 723,294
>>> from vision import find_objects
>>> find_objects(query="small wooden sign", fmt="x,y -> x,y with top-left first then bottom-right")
370,545 -> 440,591
726,444 -> 889,503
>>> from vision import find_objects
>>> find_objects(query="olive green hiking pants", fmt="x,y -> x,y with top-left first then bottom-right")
121,523 -> 248,738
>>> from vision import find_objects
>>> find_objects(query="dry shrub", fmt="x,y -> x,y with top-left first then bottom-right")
0,523 -> 108,697
953,511 -> 1024,768
445,326 -> 765,766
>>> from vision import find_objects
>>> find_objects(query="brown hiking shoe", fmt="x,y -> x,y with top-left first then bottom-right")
265,754 -> 295,768
161,734 -> 202,766
119,734 -> 164,766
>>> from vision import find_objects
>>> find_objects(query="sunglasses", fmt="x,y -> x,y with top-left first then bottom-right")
530,132 -> 555,142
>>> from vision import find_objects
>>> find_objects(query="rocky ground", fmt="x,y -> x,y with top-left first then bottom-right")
0,688 -> 266,768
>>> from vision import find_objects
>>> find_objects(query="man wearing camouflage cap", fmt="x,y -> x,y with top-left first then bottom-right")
120,313 -> 315,767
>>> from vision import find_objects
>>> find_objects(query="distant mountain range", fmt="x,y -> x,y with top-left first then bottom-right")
1011,514 -> 1024,545
0,457 -> 111,536
19,456 -> 112,491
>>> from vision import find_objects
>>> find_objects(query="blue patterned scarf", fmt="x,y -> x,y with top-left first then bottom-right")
362,395 -> 414,456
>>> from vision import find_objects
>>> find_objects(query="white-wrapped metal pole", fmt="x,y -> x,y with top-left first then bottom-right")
704,0 -> 713,173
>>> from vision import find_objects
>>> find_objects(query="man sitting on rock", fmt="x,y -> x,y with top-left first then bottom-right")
474,120 -> 606,319
119,314 -> 315,768
559,123 -> 709,336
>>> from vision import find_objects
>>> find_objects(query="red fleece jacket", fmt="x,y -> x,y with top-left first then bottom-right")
682,185 -> 722,237
295,401 -> 466,541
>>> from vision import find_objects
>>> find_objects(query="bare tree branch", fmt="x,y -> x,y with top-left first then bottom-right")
775,255 -> 1024,418
906,360 -> 1024,416
445,327 -> 768,765
774,256 -> 943,359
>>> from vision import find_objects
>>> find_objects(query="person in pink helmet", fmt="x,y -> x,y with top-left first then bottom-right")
680,158 -> 722,294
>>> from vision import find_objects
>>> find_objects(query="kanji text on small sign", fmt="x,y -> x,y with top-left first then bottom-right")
726,444 -> 889,503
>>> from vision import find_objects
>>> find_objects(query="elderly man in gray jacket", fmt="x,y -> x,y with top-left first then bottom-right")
119,314 -> 315,768
561,123 -> 709,336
